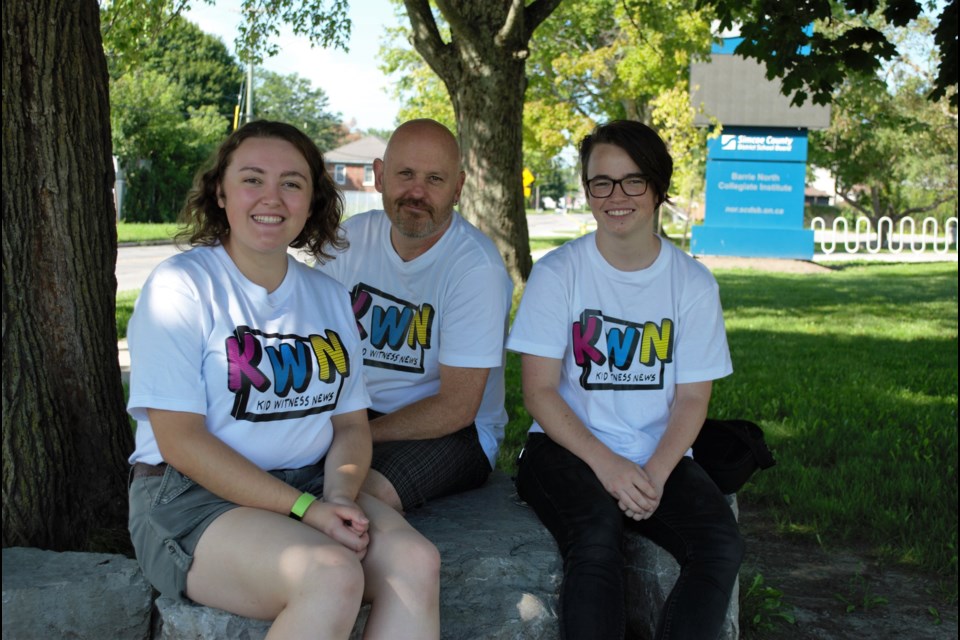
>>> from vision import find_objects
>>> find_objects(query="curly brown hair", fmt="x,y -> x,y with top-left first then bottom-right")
175,120 -> 346,263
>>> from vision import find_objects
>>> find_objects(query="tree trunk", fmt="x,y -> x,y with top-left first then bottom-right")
2,0 -> 133,551
454,45 -> 533,289
404,0 -> 562,287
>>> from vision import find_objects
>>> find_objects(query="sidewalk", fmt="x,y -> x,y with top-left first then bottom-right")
118,339 -> 130,385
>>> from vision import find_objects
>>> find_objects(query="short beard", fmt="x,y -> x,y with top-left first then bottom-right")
390,198 -> 451,239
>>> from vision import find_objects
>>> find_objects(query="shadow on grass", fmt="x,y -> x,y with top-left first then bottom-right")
717,265 -> 956,331
714,333 -> 956,577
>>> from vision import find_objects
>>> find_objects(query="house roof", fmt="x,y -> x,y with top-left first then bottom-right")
325,135 -> 387,164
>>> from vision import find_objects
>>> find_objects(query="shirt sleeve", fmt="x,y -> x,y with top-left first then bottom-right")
126,267 -> 209,421
674,270 -> 733,384
506,260 -> 569,360
438,262 -> 512,368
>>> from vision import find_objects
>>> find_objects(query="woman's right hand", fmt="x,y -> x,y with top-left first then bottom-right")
302,499 -> 370,559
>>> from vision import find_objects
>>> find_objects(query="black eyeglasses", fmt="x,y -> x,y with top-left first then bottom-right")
586,175 -> 649,198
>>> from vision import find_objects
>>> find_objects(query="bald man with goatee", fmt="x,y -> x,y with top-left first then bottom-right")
317,119 -> 513,512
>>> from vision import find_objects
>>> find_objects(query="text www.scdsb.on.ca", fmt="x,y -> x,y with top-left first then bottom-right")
724,206 -> 784,214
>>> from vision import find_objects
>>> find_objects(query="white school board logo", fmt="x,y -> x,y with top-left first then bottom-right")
718,134 -> 794,153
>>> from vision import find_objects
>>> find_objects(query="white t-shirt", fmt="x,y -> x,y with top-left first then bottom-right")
317,210 -> 513,466
507,234 -> 732,466
127,245 -> 370,469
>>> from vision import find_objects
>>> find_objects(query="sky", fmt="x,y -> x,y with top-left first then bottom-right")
185,0 -> 402,132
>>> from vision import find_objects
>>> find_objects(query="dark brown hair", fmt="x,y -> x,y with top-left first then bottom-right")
579,120 -> 673,208
176,120 -> 346,262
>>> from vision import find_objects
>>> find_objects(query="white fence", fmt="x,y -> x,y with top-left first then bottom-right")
342,191 -> 383,218
810,216 -> 958,255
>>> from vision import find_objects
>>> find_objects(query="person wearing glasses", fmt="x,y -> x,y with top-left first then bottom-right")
508,120 -> 743,639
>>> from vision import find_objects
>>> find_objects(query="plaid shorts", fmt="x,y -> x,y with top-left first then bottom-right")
369,411 -> 492,511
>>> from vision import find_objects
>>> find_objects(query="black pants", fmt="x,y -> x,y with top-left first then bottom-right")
516,433 -> 744,640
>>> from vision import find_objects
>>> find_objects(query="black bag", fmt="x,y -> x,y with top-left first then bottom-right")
692,418 -> 776,494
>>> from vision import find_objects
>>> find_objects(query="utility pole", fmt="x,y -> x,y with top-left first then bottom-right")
233,76 -> 245,130
244,61 -> 254,124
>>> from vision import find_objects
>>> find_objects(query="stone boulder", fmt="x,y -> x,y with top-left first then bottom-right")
156,471 -> 562,639
407,470 -> 562,639
0,474 -> 739,639
1,547 -> 153,640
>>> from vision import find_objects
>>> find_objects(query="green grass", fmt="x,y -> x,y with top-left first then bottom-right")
117,221 -> 179,244
529,237 -> 573,253
718,262 -> 957,580
116,290 -> 138,340
497,261 -> 958,581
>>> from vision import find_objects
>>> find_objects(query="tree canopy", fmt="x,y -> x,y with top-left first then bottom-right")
380,0 -> 716,204
103,7 -> 347,220
810,12 -> 958,225
110,69 -> 226,221
703,0 -> 958,106
254,69 -> 347,151
524,0 -> 716,199
378,3 -> 455,130
104,11 -> 240,221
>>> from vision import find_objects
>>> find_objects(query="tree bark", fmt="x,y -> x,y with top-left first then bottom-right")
403,0 -> 562,287
3,0 -> 133,551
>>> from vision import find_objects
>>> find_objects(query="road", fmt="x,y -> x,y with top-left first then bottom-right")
116,243 -> 322,293
116,213 -> 596,293
116,244 -> 181,293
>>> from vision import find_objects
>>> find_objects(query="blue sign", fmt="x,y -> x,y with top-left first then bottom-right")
705,160 -> 806,227
711,25 -> 813,56
692,126 -> 814,259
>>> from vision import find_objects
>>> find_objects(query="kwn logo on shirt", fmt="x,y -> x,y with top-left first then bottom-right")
349,283 -> 434,373
572,309 -> 673,390
226,326 -> 350,422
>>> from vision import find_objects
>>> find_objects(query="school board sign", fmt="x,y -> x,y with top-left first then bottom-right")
692,126 -> 814,259
688,27 -> 827,259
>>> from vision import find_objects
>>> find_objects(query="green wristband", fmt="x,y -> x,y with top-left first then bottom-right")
289,492 -> 317,521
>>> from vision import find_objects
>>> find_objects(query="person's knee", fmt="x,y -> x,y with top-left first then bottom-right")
390,530 -> 441,586
695,522 -> 745,587
364,528 -> 440,609
404,534 -> 441,591
362,470 -> 404,512
291,544 -> 365,605
419,536 -> 442,577
712,515 -> 745,565
723,526 -> 746,574
565,532 -> 624,573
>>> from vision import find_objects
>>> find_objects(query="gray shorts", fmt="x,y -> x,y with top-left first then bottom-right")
369,411 -> 492,511
128,460 -> 325,599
